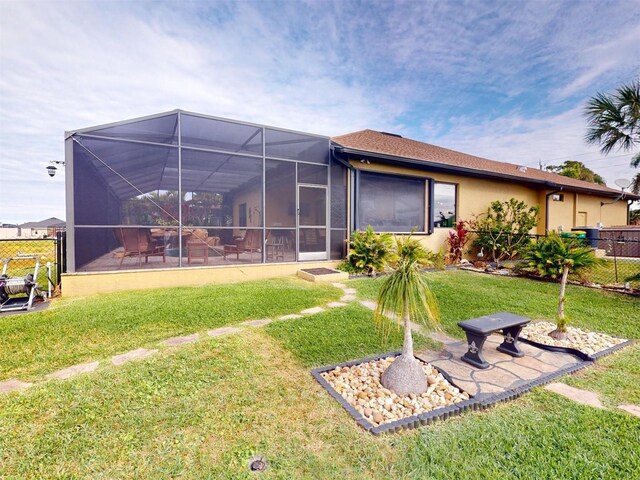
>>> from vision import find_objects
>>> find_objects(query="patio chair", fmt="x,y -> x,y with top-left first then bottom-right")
223,229 -> 261,260
113,227 -> 166,268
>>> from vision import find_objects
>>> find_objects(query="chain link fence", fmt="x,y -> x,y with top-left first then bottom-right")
466,229 -> 640,290
0,232 -> 66,295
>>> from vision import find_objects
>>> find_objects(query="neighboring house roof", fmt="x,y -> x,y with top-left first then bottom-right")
19,217 -> 66,229
331,129 -> 639,199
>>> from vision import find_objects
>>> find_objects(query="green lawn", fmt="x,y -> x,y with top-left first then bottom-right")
350,270 -> 640,340
575,258 -> 640,288
1,272 -> 638,479
0,278 -> 341,381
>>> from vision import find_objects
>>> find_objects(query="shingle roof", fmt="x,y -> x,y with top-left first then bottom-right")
19,217 -> 66,228
331,129 -> 635,198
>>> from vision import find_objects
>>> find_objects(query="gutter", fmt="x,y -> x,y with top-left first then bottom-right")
332,144 -> 637,200
545,187 -> 563,234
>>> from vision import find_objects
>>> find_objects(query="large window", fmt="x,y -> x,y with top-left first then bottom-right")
357,171 -> 425,232
433,183 -> 457,228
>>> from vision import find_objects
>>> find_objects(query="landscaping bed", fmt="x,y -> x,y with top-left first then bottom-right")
519,321 -> 630,359
317,354 -> 471,432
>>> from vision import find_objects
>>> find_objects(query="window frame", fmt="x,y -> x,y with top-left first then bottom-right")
432,181 -> 458,229
355,169 -> 428,233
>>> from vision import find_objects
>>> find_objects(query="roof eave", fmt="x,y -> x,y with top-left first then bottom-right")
331,144 -> 636,200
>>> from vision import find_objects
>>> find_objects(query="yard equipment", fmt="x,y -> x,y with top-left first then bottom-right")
0,255 -> 42,312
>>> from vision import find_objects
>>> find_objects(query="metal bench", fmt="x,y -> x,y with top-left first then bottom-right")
458,312 -> 530,369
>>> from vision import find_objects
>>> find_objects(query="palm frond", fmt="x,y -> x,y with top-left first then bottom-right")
374,235 -> 441,341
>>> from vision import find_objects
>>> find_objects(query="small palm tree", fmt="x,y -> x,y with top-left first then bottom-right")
525,234 -> 602,340
375,235 -> 440,396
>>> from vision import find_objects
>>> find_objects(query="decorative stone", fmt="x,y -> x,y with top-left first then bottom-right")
161,333 -> 199,347
341,294 -> 356,302
320,355 -> 469,426
111,348 -> 158,366
359,300 -> 377,310
46,361 -> 99,380
618,404 -> 640,418
545,383 -> 604,409
326,302 -> 348,308
279,314 -> 303,320
240,319 -> 272,327
207,326 -> 242,337
520,322 -> 626,356
300,307 -> 324,315
0,379 -> 33,394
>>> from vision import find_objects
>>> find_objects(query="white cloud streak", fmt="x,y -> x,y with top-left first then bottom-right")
0,0 -> 638,223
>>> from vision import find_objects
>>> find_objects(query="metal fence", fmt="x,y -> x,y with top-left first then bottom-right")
0,231 -> 66,294
467,230 -> 640,289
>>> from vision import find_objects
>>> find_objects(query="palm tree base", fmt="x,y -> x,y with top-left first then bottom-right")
548,328 -> 568,341
381,354 -> 427,396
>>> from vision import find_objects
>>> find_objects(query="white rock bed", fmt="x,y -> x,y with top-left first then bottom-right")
321,356 -> 470,426
519,321 -> 627,355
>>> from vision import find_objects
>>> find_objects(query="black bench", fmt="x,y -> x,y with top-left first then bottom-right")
458,312 -> 530,369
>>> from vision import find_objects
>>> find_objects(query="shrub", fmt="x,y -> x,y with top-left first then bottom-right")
470,198 -> 539,267
523,233 -> 602,337
446,220 -> 469,264
344,226 -> 393,277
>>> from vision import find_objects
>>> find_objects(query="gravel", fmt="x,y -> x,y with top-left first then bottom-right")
321,356 -> 470,426
519,321 -> 627,355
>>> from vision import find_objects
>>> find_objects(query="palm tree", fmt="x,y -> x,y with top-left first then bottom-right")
525,234 -> 602,340
374,235 -> 440,396
584,79 -> 640,169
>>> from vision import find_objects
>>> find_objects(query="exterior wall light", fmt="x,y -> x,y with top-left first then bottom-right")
46,160 -> 65,177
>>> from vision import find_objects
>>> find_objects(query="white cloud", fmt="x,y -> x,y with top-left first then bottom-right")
429,106 -> 638,188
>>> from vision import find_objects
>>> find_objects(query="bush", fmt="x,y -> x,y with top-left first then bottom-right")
446,221 -> 469,264
343,226 -> 393,277
470,198 -> 539,267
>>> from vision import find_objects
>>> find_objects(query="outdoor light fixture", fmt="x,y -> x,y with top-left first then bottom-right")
46,160 -> 65,178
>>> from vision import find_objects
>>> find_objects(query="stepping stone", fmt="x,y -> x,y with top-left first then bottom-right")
161,333 -> 199,347
341,294 -> 356,302
428,331 -> 458,345
342,288 -> 357,294
618,404 -> 640,418
207,326 -> 242,337
241,319 -> 272,327
279,314 -> 303,320
326,302 -> 347,308
359,300 -> 377,310
0,379 -> 33,394
301,307 -> 324,315
545,383 -> 604,409
331,282 -> 347,289
46,361 -> 99,380
112,348 -> 158,366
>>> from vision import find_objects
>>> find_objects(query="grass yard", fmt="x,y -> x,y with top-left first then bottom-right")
350,270 -> 640,340
1,272 -> 638,478
575,258 -> 640,288
0,278 -> 341,381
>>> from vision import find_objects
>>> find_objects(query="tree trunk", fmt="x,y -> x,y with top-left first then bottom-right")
381,298 -> 428,396
549,264 -> 570,340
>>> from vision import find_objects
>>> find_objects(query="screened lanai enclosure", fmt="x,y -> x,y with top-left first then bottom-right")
66,110 -> 348,272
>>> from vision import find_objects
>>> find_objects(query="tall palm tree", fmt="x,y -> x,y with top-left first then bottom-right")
584,79 -> 640,169
375,235 -> 440,396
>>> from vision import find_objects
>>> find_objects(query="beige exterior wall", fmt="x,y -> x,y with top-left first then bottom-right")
349,159 -> 629,252
62,260 -> 340,298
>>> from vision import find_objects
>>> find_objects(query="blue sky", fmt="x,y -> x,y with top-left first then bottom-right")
1,0 -> 639,224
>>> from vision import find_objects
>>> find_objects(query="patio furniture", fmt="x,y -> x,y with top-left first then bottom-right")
113,227 -> 166,268
458,312 -> 530,369
265,231 -> 286,261
223,229 -> 261,260
187,240 -> 209,265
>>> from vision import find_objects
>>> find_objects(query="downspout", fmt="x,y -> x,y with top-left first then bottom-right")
545,186 -> 563,234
